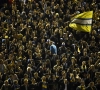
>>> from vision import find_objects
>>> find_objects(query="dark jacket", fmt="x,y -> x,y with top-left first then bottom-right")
20,84 -> 30,90
11,84 -> 20,90
38,81 -> 49,90
29,83 -> 37,90
86,86 -> 97,90
76,85 -> 86,90
95,83 -> 100,90
1,84 -> 11,90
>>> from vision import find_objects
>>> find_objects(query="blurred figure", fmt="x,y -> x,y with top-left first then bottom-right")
58,42 -> 67,55
29,78 -> 37,90
20,78 -> 30,90
86,82 -> 97,90
11,80 -> 20,90
0,59 -> 6,74
38,76 -> 49,90
76,80 -> 86,90
1,80 -> 11,90
50,41 -> 57,55
95,79 -> 100,90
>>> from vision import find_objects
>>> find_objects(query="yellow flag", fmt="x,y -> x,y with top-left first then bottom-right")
69,11 -> 93,32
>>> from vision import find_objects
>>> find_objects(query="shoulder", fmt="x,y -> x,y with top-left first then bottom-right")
50,45 -> 53,47
86,86 -> 89,89
8,84 -> 11,87
76,86 -> 81,89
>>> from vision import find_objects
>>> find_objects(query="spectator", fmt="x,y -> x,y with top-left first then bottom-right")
95,79 -> 100,90
0,59 -> 6,74
11,80 -> 20,90
50,41 -> 57,55
86,81 -> 97,90
76,80 -> 86,90
1,80 -> 11,90
38,75 -> 48,90
0,0 -> 100,90
29,78 -> 37,90
20,78 -> 29,90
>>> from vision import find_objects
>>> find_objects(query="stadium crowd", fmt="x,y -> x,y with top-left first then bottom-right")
0,0 -> 100,90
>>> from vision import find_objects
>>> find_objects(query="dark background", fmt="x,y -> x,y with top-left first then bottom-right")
0,0 -> 8,8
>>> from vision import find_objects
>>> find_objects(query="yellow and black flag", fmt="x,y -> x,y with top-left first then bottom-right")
69,11 -> 93,32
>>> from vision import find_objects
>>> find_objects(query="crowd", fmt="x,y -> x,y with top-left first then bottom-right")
0,0 -> 100,90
